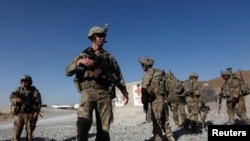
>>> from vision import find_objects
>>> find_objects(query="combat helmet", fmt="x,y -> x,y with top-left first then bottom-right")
220,70 -> 230,76
140,57 -> 154,66
189,72 -> 199,78
87,26 -> 106,39
20,75 -> 33,85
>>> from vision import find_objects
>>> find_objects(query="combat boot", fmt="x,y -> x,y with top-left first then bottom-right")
182,118 -> 190,130
153,134 -> 162,141
76,118 -> 90,141
190,121 -> 201,134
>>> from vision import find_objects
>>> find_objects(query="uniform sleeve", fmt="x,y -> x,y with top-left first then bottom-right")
182,80 -> 190,95
9,87 -> 21,106
65,52 -> 85,77
33,87 -> 42,113
109,55 -> 128,94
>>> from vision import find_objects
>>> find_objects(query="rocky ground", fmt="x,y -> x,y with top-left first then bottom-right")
0,97 -> 250,141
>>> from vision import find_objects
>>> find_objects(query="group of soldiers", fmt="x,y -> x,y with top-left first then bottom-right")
139,56 -> 250,141
8,23 -> 250,141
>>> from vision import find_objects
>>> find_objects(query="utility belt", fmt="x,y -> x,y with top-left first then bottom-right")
82,80 -> 110,90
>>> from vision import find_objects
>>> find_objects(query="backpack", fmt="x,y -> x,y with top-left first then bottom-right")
149,68 -> 166,95
232,74 -> 250,96
239,81 -> 250,96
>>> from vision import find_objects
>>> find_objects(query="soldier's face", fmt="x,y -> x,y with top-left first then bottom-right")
221,74 -> 229,80
190,77 -> 198,82
21,79 -> 29,87
94,33 -> 106,47
141,64 -> 147,71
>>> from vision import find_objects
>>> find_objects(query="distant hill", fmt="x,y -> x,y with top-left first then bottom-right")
202,70 -> 250,94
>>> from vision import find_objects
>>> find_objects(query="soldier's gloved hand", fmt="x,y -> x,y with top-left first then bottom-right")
16,98 -> 23,104
33,112 -> 38,119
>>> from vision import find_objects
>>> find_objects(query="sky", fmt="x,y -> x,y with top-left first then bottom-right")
1,0 -> 250,109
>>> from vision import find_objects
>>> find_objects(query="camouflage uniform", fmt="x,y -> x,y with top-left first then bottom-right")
220,70 -> 250,125
182,72 -> 202,132
165,72 -> 186,128
139,57 -> 175,141
66,24 -> 129,141
9,75 -> 42,141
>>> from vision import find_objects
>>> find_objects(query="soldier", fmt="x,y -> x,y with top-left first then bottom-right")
220,70 -> 250,125
182,72 -> 203,133
139,57 -> 175,141
9,75 -> 42,141
65,24 -> 129,141
165,71 -> 186,128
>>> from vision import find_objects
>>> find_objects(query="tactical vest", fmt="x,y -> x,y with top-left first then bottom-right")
11,86 -> 37,115
149,68 -> 166,95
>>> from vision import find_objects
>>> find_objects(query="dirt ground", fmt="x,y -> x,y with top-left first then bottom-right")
0,113 -> 13,121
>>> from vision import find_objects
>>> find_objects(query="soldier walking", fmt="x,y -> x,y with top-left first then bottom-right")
182,72 -> 203,133
165,71 -> 186,128
9,75 -> 42,141
219,69 -> 250,125
66,24 -> 129,141
139,57 -> 175,141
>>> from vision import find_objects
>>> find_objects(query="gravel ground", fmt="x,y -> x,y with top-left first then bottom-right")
0,99 -> 250,141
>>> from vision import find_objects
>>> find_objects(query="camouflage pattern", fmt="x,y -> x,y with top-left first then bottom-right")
182,72 -> 203,132
66,48 -> 128,141
165,72 -> 186,127
220,71 -> 250,125
140,57 -> 154,66
141,66 -> 175,141
87,26 -> 106,39
9,82 -> 42,141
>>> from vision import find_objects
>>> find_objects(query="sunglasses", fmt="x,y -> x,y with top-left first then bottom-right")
96,33 -> 106,38
21,79 -> 29,82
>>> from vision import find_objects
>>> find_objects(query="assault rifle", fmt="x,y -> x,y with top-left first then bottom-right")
138,57 -> 149,122
74,23 -> 110,92
82,47 -> 118,99
239,69 -> 250,96
218,95 -> 222,114
13,92 -> 43,118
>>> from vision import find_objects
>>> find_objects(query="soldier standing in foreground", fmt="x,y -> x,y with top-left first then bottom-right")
219,70 -> 250,125
182,72 -> 203,133
165,71 -> 186,128
65,24 -> 129,141
139,57 -> 175,141
9,75 -> 42,141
